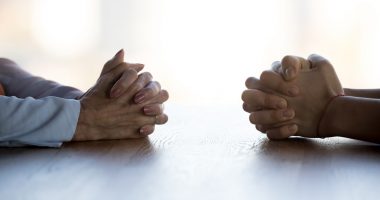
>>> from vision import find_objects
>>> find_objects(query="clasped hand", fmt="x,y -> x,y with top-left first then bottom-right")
242,54 -> 343,139
73,50 -> 169,141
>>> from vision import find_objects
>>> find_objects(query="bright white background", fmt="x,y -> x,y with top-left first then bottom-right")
1,0 -> 380,105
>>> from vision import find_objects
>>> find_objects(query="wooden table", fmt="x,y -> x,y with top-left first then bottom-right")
1,104 -> 379,200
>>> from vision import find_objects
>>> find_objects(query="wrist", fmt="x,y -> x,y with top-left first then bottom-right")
318,95 -> 346,138
72,100 -> 98,141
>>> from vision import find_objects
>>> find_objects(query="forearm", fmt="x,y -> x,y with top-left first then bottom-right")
0,96 -> 80,147
344,88 -> 380,99
320,96 -> 380,143
0,58 -> 83,99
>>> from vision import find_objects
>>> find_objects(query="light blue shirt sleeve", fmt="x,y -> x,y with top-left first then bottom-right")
0,57 -> 84,147
0,96 -> 80,147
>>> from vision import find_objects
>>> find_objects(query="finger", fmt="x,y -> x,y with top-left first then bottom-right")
139,125 -> 155,136
260,70 -> 299,96
143,90 -> 169,105
266,124 -> 298,140
143,104 -> 164,116
243,103 -> 263,113
280,55 -> 311,81
245,76 -> 261,89
134,81 -> 161,104
109,62 -> 144,76
249,108 -> 295,125
271,61 -> 281,73
127,63 -> 145,73
101,49 -> 124,75
155,114 -> 169,125
241,89 -> 287,110
307,54 -> 330,69
98,62 -> 143,93
109,69 -> 138,98
256,124 -> 267,133
101,49 -> 145,76
119,72 -> 153,102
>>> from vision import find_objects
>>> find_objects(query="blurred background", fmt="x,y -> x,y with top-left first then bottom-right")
1,0 -> 380,105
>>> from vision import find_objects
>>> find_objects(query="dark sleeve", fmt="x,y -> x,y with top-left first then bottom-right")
0,58 -> 84,99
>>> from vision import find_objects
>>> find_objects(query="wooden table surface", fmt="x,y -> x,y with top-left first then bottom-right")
1,104 -> 379,200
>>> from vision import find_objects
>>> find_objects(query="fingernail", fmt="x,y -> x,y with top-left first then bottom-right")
283,109 -> 294,119
276,100 -> 287,109
139,127 -> 146,135
143,107 -> 153,115
288,86 -> 299,96
135,93 -> 145,104
288,124 -> 298,134
285,68 -> 294,78
140,127 -> 152,136
114,49 -> 124,58
135,64 -> 145,72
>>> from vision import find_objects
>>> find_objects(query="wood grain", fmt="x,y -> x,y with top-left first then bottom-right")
0,104 -> 379,200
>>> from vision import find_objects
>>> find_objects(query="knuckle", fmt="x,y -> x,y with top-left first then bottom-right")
281,55 -> 293,66
152,81 -> 161,90
271,60 -> 280,67
142,72 -> 153,80
271,61 -> 281,71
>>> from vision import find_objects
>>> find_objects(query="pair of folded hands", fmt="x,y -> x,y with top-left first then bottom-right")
73,50 -> 169,141
242,54 -> 343,140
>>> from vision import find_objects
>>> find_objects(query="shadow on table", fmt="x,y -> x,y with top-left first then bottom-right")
254,137 -> 380,166
0,138 -> 157,165
254,136 -> 380,162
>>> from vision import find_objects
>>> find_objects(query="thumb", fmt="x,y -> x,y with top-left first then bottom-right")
101,49 -> 125,75
307,54 -> 330,68
280,55 -> 311,81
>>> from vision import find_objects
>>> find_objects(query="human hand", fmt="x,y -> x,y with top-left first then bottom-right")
100,49 -> 169,134
73,50 -> 169,141
242,54 -> 343,139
